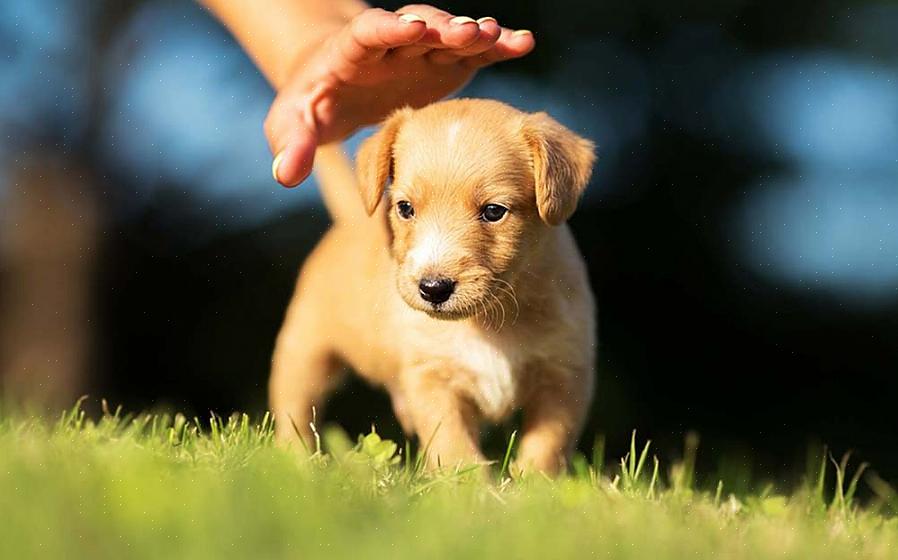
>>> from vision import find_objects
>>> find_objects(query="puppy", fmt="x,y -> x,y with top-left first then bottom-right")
270,98 -> 596,474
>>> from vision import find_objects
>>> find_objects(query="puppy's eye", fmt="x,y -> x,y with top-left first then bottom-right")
480,204 -> 508,223
396,200 -> 415,220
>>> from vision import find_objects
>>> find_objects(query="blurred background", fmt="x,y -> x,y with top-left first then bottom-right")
1,0 -> 897,488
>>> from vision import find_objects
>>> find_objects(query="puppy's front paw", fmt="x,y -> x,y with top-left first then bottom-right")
510,453 -> 568,478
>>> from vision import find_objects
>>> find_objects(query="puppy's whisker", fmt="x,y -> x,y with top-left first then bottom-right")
494,285 -> 517,313
493,279 -> 520,325
487,296 -> 500,332
484,292 -> 497,331
500,290 -> 521,325
497,289 -> 519,326
477,298 -> 493,331
482,288 -> 506,332
492,291 -> 507,331
495,278 -> 519,300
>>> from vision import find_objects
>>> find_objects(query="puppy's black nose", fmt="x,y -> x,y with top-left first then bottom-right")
418,277 -> 455,304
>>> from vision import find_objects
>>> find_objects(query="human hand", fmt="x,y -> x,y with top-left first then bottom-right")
266,4 -> 535,187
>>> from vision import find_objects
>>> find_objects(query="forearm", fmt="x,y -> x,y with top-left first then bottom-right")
200,0 -> 369,88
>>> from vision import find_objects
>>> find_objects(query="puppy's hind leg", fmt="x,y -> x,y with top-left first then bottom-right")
269,306 -> 344,450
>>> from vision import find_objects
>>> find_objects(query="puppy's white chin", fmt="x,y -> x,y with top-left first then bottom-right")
400,296 -> 476,321
421,306 -> 474,321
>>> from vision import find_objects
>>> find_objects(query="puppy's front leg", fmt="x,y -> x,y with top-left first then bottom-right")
516,372 -> 592,476
403,368 -> 485,470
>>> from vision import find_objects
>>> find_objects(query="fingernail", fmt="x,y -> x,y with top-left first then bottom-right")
399,13 -> 424,24
272,152 -> 284,183
512,29 -> 533,37
476,17 -> 497,25
450,16 -> 477,25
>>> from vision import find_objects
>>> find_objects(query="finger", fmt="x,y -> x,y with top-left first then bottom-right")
338,8 -> 427,64
272,127 -> 317,187
428,17 -> 501,65
464,28 -> 535,69
393,4 -> 481,53
266,87 -> 326,187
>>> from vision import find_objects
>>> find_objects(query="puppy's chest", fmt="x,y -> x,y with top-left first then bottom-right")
445,334 -> 525,420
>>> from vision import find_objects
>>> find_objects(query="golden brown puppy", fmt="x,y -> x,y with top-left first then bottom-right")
270,98 -> 596,474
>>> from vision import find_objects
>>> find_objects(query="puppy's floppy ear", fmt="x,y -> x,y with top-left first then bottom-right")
356,108 -> 411,215
522,112 -> 596,226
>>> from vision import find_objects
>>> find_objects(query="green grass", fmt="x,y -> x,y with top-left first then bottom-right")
1,402 -> 897,559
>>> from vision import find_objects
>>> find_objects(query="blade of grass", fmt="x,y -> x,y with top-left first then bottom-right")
499,430 -> 517,480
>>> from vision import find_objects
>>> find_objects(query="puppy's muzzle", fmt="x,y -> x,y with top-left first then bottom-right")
418,277 -> 456,305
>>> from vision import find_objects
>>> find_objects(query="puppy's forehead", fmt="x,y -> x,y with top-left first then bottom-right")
392,102 -> 532,195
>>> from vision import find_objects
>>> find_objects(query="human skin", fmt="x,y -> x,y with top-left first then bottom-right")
199,1 -> 535,186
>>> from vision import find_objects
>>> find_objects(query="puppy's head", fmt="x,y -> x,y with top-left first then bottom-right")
356,99 -> 594,320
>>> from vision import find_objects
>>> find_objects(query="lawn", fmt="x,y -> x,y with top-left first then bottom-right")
1,402 -> 896,559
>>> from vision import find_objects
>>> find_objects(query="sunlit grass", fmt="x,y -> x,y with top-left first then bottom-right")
0,400 -> 896,559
